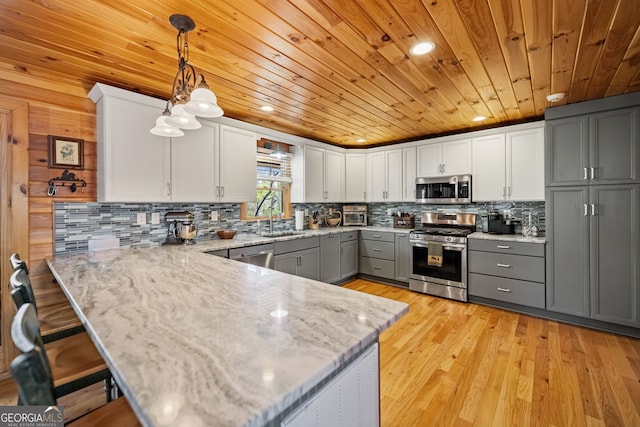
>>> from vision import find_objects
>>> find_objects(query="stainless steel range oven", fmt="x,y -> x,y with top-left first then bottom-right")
409,212 -> 476,302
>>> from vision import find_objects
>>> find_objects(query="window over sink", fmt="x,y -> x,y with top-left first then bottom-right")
241,139 -> 293,220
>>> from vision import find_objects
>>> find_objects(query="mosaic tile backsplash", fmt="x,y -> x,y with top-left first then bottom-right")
54,200 -> 544,254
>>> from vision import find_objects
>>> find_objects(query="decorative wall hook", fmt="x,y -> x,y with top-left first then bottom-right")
47,169 -> 87,196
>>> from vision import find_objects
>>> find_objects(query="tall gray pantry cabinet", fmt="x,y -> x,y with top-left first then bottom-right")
545,93 -> 640,328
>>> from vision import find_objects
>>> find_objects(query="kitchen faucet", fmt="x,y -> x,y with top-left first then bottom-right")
269,195 -> 280,235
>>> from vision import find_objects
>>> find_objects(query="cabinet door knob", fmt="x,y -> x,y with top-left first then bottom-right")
583,167 -> 589,180
590,167 -> 595,180
591,203 -> 597,216
166,183 -> 171,196
583,204 -> 588,216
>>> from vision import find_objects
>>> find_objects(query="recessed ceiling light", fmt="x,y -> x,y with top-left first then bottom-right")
546,92 -> 566,102
260,105 -> 274,112
410,41 -> 435,56
357,138 -> 366,143
472,116 -> 487,122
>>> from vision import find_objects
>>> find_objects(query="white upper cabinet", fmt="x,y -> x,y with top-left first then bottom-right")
506,127 -> 545,200
403,147 -> 417,201
89,83 -> 257,203
170,123 -> 218,202
472,124 -> 544,201
417,139 -> 471,177
367,149 -> 403,202
345,153 -> 367,202
325,150 -> 345,202
472,134 -> 506,201
292,146 -> 344,203
90,83 -> 171,202
217,125 -> 257,202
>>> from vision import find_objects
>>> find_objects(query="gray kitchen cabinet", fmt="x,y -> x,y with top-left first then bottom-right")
468,238 -> 546,309
274,237 -> 320,280
546,106 -> 640,186
340,231 -> 359,280
545,93 -> 640,328
546,185 -> 640,327
394,233 -> 411,284
360,231 -> 395,280
320,234 -> 341,283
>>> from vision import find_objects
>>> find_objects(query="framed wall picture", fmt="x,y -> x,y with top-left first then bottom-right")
48,135 -> 84,170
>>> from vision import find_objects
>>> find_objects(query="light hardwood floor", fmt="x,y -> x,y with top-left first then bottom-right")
344,279 -> 640,427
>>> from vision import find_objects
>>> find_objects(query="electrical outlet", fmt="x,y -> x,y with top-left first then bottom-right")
210,211 -> 219,222
151,212 -> 160,224
386,208 -> 393,216
136,213 -> 146,225
304,209 -> 308,216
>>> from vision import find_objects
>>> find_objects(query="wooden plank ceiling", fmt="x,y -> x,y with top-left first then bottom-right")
1,0 -> 639,147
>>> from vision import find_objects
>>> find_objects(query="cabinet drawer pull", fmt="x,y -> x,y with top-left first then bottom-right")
584,204 -> 588,216
372,248 -> 382,252
497,287 -> 512,293
496,245 -> 510,249
590,167 -> 595,180
497,263 -> 511,268
372,234 -> 382,238
373,266 -> 382,270
591,203 -> 596,216
583,167 -> 588,180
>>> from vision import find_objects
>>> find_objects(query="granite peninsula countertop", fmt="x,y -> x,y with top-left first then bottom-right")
190,226 -> 410,252
47,243 -> 408,427
468,231 -> 546,244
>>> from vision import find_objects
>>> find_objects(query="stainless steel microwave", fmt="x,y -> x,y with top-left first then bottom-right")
415,175 -> 472,204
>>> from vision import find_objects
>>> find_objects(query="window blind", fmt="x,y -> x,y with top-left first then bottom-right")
256,151 -> 292,183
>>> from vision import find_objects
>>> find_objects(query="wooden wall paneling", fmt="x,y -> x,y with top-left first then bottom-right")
587,0 -> 640,99
0,97 -> 30,377
606,28 -> 640,96
251,1 -> 437,134
567,0 -> 619,103
486,0 -> 536,116
423,0 -> 510,122
453,0 -> 521,120
375,0 -> 494,119
550,0 -> 585,106
211,1 -> 427,139
520,0 -> 553,115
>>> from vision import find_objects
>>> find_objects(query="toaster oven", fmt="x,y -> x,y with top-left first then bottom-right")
342,205 -> 367,226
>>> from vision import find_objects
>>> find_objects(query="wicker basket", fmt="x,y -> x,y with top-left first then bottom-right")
393,216 -> 415,229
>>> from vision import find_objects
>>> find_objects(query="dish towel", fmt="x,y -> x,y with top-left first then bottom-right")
428,242 -> 443,267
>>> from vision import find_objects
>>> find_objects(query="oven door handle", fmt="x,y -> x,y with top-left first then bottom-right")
410,241 -> 466,251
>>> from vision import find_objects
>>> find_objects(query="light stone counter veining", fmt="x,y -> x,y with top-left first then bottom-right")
468,231 -> 546,244
47,246 -> 407,427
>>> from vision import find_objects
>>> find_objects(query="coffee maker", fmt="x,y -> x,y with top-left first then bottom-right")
164,211 -> 197,245
486,210 -> 514,234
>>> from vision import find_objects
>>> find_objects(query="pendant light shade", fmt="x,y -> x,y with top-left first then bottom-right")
270,144 -> 287,159
166,104 -> 202,130
150,14 -> 223,137
150,115 -> 185,137
184,84 -> 224,118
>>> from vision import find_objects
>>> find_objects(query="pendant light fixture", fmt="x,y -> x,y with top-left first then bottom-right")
270,144 -> 287,159
150,14 -> 224,137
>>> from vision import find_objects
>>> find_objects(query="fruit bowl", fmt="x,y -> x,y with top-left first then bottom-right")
216,229 -> 237,239
326,217 -> 341,227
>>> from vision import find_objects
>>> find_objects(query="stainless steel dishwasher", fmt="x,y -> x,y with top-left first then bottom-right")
227,244 -> 275,269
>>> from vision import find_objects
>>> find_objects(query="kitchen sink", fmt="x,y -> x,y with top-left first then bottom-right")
260,231 -> 304,238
